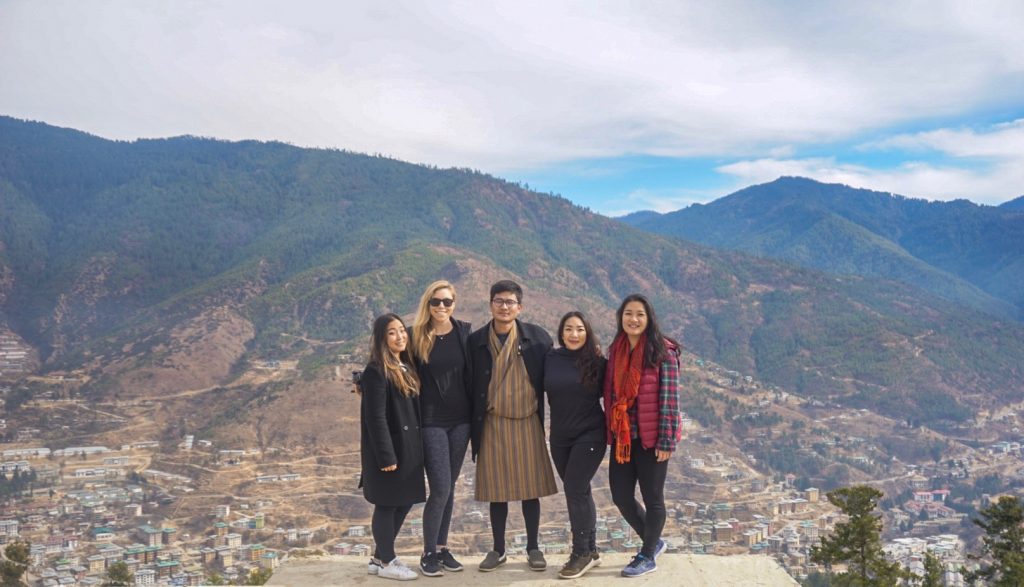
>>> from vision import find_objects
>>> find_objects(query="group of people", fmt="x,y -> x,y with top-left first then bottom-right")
358,279 -> 681,581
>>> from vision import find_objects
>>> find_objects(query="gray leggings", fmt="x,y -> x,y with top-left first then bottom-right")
422,423 -> 471,553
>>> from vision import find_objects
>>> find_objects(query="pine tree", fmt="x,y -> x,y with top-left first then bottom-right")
965,495 -> 1024,586
917,551 -> 943,587
1,540 -> 30,587
810,486 -> 906,586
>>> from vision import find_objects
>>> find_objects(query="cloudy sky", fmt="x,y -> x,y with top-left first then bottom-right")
2,1 -> 1023,214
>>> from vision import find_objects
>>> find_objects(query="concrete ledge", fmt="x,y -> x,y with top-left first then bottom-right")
266,553 -> 799,586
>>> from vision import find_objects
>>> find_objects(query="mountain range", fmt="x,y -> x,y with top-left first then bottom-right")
1001,195 -> 1024,210
620,176 -> 1024,321
2,116 -> 1024,449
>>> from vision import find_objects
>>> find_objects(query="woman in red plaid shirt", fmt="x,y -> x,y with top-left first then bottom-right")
603,293 -> 681,578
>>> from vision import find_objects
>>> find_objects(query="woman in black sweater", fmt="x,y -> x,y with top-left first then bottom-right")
407,280 -> 473,576
544,311 -> 607,579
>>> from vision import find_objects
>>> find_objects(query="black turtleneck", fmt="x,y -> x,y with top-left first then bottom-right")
544,347 -> 606,445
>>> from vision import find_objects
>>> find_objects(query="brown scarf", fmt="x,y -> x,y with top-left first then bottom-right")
610,332 -> 646,463
486,322 -> 534,419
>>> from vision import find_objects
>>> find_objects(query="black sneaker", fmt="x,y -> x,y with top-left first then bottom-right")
439,548 -> 463,572
527,548 -> 547,571
420,552 -> 444,577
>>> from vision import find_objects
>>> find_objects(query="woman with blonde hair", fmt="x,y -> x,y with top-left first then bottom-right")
408,280 -> 473,576
361,313 -> 424,581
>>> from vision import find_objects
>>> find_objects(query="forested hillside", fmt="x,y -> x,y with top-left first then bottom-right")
3,116 -> 1024,431
621,177 -> 1024,321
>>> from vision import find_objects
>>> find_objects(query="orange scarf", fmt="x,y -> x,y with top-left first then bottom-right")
610,332 -> 645,463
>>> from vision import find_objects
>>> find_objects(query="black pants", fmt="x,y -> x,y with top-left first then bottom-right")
422,423 -> 471,553
550,441 -> 606,554
372,504 -> 412,563
489,499 -> 540,554
609,442 -> 668,558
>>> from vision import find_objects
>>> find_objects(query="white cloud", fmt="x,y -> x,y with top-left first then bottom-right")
715,157 -> 1024,205
866,119 -> 1024,159
2,0 -> 1023,177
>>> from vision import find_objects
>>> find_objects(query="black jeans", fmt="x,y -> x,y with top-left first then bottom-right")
550,441 -> 605,554
372,504 -> 412,563
609,442 -> 668,558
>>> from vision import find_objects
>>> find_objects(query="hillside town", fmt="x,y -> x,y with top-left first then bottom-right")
3,353 -> 1023,586
0,438 -> 1002,586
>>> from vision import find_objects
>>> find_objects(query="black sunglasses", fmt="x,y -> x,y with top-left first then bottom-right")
429,298 -> 455,307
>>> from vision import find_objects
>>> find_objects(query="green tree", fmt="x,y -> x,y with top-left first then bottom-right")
1,540 -> 30,587
248,567 -> 273,585
810,486 -> 906,586
964,495 -> 1024,586
103,561 -> 133,586
916,551 -> 943,587
206,573 -> 227,585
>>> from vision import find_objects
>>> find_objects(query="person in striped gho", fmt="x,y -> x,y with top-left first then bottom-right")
467,280 -> 557,573
603,294 -> 681,578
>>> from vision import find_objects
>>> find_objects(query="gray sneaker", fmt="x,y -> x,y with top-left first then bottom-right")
527,548 -> 546,571
478,550 -> 506,572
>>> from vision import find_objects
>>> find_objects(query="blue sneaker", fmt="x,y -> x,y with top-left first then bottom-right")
621,553 -> 657,577
653,539 -> 667,560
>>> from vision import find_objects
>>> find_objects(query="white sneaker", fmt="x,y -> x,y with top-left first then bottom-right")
378,557 -> 418,581
368,557 -> 384,574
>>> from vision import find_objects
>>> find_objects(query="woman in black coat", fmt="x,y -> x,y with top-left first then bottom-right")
361,313 -> 425,581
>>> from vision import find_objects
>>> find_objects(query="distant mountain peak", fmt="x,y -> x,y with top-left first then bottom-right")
1001,194 -> 1024,210
625,176 -> 1024,322
616,209 -> 663,226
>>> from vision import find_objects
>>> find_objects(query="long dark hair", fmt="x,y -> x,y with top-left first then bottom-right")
557,311 -> 604,387
369,313 -> 419,396
615,293 -> 678,368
